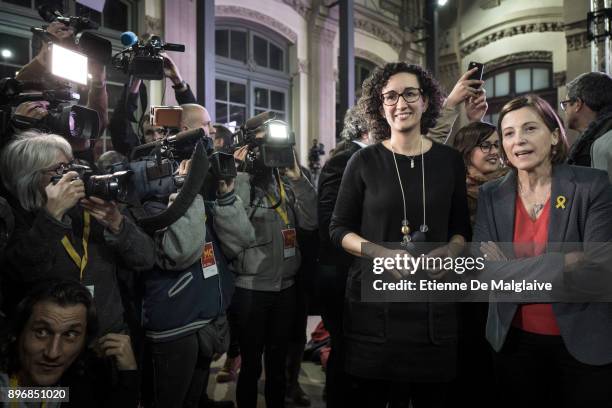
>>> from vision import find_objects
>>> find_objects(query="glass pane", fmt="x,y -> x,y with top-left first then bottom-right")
106,84 -> 123,112
230,30 -> 246,63
103,0 -> 128,32
254,87 -> 268,108
75,3 -> 102,25
273,111 -> 285,121
271,90 -> 284,111
216,102 -> 228,124
359,67 -> 370,85
484,77 -> 494,96
229,82 -> 246,104
495,72 -> 510,97
0,65 -> 20,78
0,33 -> 30,66
35,0 -> 63,12
216,80 -> 227,101
491,112 -> 499,126
5,0 -> 31,7
269,43 -> 283,71
533,68 -> 550,91
515,68 -> 531,94
229,105 -> 246,125
253,35 -> 268,67
215,29 -> 229,58
254,109 -> 266,117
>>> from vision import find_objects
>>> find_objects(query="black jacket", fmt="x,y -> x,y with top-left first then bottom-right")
317,140 -> 361,267
567,107 -> 612,167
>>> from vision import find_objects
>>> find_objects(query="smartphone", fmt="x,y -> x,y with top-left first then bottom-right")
467,61 -> 484,88
150,106 -> 183,128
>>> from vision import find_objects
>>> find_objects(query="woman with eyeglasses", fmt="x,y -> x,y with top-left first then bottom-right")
474,95 -> 612,406
329,62 -> 471,407
0,131 -> 155,336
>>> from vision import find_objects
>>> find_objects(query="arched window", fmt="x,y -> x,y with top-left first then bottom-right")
482,59 -> 556,125
214,23 -> 291,126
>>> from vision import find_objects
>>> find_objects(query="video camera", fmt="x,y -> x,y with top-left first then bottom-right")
0,77 -> 99,140
113,34 -> 185,80
233,111 -> 295,170
51,163 -> 132,202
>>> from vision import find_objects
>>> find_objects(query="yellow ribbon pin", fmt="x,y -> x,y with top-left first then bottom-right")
555,195 -> 567,209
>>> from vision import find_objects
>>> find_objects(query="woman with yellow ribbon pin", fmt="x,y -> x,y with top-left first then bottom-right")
474,95 -> 612,407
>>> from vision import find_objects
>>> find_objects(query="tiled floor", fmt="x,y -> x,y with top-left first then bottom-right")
207,316 -> 327,408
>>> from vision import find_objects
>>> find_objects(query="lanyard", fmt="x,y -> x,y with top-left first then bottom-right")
266,175 -> 290,227
9,375 -> 47,408
61,211 -> 90,282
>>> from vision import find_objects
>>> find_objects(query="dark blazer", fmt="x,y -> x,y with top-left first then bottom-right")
473,164 -> 612,365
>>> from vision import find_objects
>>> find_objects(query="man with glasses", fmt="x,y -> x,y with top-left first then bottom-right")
563,72 -> 612,181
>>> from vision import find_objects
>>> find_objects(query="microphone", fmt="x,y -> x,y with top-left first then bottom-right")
120,31 -> 138,47
244,111 -> 276,131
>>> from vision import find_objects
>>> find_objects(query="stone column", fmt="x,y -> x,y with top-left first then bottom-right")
307,13 -> 337,163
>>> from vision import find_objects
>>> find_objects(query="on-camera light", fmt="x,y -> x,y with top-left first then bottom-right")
51,43 -> 88,85
267,121 -> 289,141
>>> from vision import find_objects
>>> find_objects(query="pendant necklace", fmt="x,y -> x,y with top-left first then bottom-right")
390,136 -> 428,245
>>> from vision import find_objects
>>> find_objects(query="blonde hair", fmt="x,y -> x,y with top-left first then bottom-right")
0,131 -> 73,211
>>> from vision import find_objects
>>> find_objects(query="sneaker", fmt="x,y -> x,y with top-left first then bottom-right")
216,355 -> 241,383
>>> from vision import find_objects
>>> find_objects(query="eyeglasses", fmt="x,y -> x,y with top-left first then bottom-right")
560,99 -> 575,112
381,87 -> 423,106
478,141 -> 500,154
42,161 -> 72,176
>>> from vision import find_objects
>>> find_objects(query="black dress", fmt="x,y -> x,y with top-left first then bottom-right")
329,141 -> 470,381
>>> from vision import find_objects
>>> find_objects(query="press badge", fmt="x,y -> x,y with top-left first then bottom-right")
86,285 -> 95,298
282,228 -> 297,259
201,242 -> 219,278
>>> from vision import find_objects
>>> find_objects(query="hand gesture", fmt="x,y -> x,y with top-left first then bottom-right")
218,178 -> 235,195
445,67 -> 484,109
161,52 -> 183,85
465,88 -> 488,123
14,101 -> 49,120
97,333 -> 137,371
80,196 -> 124,234
233,145 -> 249,163
178,159 -> 192,176
45,171 -> 85,221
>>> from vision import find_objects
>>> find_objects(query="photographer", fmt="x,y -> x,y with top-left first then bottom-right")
220,137 -> 317,408
0,279 -> 139,407
0,131 -> 154,336
16,20 -> 109,152
109,53 -> 197,157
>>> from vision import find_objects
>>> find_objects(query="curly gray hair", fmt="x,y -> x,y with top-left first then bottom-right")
340,105 -> 369,142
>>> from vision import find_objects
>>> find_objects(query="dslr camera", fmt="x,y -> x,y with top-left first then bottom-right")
51,163 -> 132,202
113,35 -> 185,80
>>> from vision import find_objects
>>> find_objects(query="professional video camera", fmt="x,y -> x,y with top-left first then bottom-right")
0,77 -> 99,140
31,5 -> 112,66
51,163 -> 132,202
233,111 -> 295,170
112,34 -> 185,80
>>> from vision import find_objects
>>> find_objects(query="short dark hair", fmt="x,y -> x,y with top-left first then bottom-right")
358,62 -> 443,141
0,279 -> 97,374
497,94 -> 569,166
566,72 -> 612,112
452,122 -> 497,168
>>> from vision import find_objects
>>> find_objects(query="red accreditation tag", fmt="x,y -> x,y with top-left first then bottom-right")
282,228 -> 297,259
200,242 -> 219,278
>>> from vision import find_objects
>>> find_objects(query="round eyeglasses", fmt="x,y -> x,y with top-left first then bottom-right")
478,141 -> 500,154
381,87 -> 423,106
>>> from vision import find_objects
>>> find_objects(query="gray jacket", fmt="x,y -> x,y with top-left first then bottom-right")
215,172 -> 318,291
591,128 -> 612,183
473,165 -> 612,365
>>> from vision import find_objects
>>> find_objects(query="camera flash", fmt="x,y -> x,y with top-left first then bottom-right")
268,122 -> 288,140
51,43 -> 88,85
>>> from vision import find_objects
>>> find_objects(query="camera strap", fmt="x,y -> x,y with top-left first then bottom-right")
61,211 -> 91,281
266,173 -> 290,227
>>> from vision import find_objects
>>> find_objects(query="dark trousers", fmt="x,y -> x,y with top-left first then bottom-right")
146,317 -> 229,408
316,263 -> 348,408
233,286 -> 297,408
494,328 -> 612,408
345,376 -> 450,408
